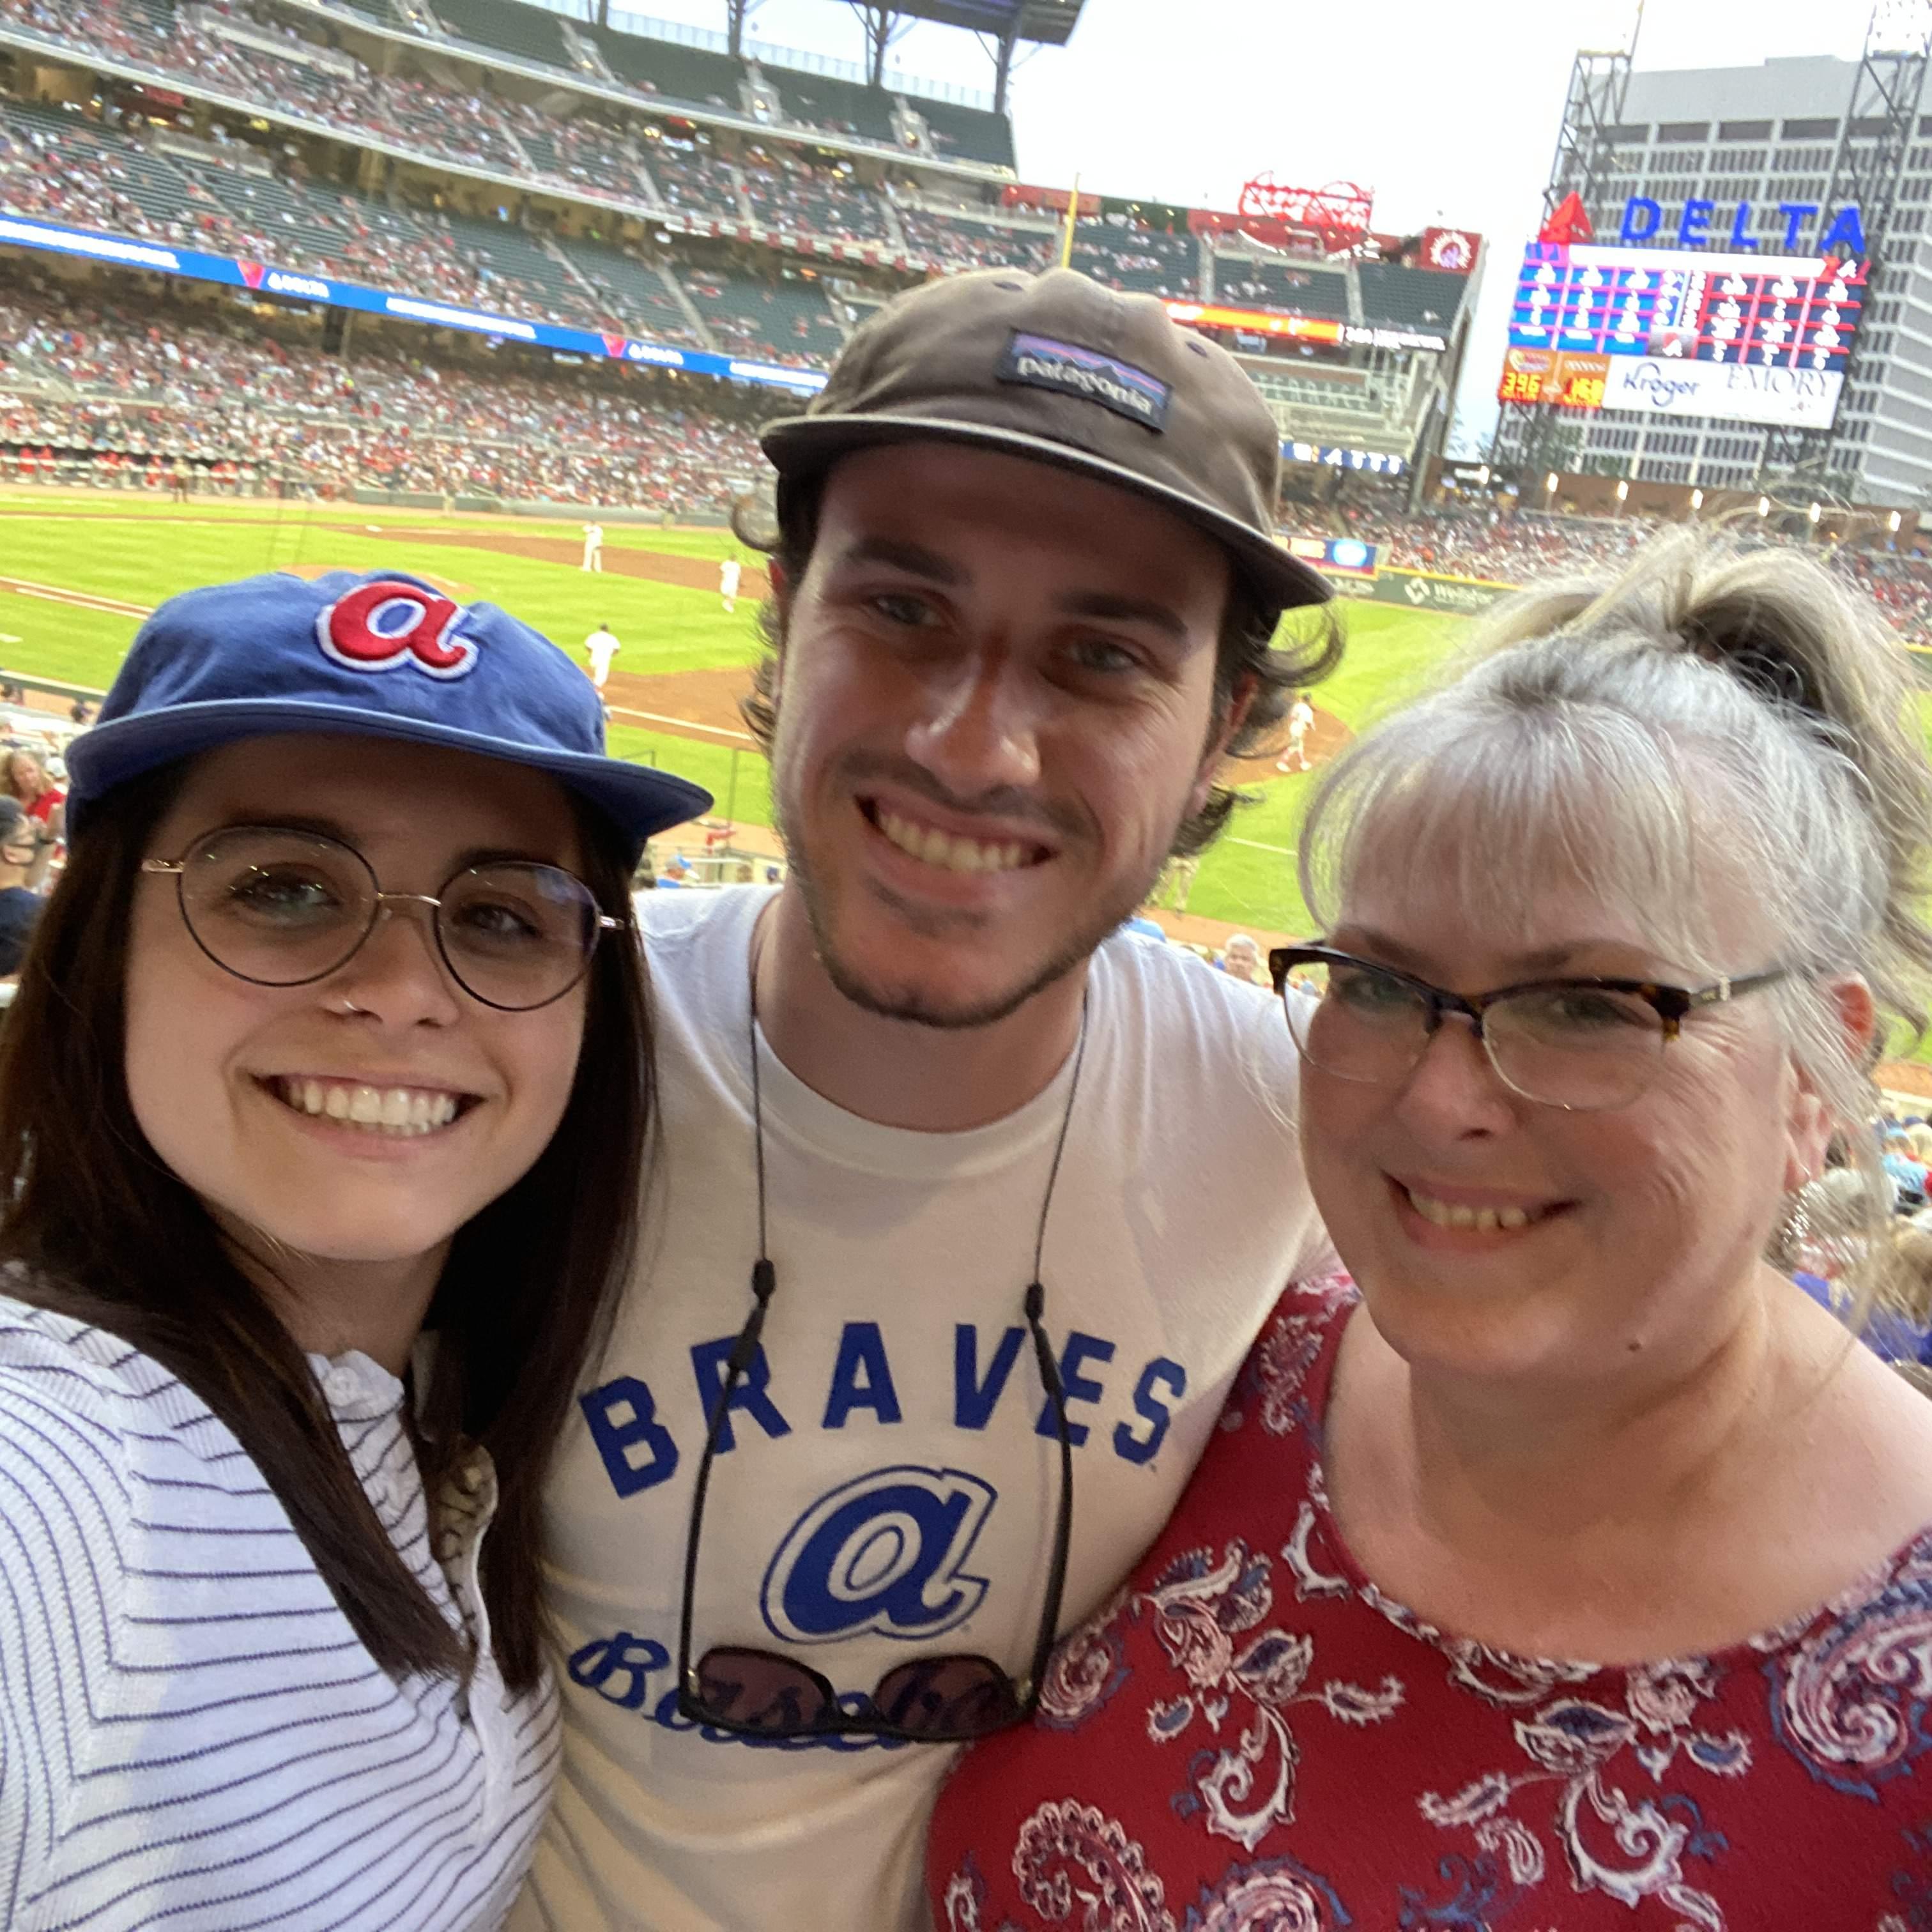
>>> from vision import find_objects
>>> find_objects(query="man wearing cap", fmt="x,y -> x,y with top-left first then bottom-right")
517,268 -> 1341,1932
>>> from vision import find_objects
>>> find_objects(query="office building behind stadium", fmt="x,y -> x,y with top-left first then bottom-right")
1547,53 -> 1931,500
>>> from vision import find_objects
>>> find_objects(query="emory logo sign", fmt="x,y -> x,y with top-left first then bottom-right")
1600,356 -> 1843,431
997,331 -> 1172,431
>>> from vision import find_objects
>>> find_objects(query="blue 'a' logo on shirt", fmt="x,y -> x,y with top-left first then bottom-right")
760,1466 -> 997,1644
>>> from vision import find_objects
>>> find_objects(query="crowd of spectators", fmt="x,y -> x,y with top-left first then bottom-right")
1365,505 -> 1652,583
0,0 -> 893,244
676,257 -> 845,367
0,93 -> 848,363
1067,219 -> 1199,300
0,0 -> 151,65
0,96 -> 607,329
740,151 -> 889,243
0,282 -> 767,511
0,0 -> 1206,298
645,135 -> 744,222
1349,503 -> 1932,648
895,202 -> 1051,275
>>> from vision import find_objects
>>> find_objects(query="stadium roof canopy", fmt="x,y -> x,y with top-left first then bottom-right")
820,0 -> 1084,109
879,0 -> 1085,49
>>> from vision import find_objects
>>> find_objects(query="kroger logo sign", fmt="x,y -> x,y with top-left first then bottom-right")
1621,362 -> 1703,411
1600,357 -> 1844,431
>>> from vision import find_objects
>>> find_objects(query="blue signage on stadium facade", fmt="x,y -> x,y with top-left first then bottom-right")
0,213 -> 830,396
1618,197 -> 1866,257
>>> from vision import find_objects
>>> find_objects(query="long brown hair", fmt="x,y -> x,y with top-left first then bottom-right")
0,756 -> 651,1692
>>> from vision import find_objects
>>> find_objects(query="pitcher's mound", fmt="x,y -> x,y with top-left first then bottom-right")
1250,702 -> 1350,775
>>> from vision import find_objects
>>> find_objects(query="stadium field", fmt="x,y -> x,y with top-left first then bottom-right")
0,490 -> 1464,938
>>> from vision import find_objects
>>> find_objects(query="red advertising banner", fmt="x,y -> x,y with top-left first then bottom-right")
1163,301 -> 1345,344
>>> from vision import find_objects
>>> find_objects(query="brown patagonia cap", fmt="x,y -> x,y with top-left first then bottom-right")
761,267 -> 1331,613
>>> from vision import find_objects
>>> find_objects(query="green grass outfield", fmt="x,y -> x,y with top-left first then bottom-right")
13,489 -> 1932,1073
0,491 -> 1469,936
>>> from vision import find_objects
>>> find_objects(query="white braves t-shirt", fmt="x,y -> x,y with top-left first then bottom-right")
514,887 -> 1333,1932
585,629 -> 620,677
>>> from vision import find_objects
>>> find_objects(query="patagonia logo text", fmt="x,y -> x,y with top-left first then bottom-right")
997,332 -> 1170,431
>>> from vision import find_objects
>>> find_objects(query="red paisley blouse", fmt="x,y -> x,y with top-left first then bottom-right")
927,1276 -> 1932,1931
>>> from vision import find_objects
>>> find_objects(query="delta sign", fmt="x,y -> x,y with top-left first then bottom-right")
1618,197 -> 1866,257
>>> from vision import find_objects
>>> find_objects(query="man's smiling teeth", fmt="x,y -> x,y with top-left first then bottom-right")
876,807 -> 1033,875
1404,1186 -> 1545,1233
273,1077 -> 463,1136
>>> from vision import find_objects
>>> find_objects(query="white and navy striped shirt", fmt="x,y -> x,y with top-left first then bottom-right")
0,1295 -> 559,1931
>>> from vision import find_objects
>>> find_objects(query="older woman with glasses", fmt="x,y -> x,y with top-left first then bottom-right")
927,536 -> 1932,1928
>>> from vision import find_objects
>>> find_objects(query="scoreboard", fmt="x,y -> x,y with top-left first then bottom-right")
1498,241 -> 1866,431
1497,351 -> 1606,411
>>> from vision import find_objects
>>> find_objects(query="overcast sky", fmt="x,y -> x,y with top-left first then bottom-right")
628,0 -> 1873,450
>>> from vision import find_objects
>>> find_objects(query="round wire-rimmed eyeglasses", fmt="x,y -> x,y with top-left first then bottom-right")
1268,944 -> 1790,1113
141,823 -> 623,1013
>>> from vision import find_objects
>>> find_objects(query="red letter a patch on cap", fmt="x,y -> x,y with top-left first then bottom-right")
318,581 -> 480,681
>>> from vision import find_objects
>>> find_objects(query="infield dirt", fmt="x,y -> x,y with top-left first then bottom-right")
326,525 -> 770,599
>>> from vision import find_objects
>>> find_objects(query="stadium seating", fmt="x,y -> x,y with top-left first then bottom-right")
509,108 -> 647,203
440,211 -> 591,318
585,22 -> 744,113
677,262 -> 845,365
1213,253 -> 1351,321
740,153 -> 890,241
760,68 -> 898,148
0,275 -> 771,510
896,203 -> 1052,273
195,165 -> 368,254
124,0 -> 176,42
0,0 -> 1025,273
911,96 -> 1014,171
1068,217 -> 1199,299
431,0 -> 572,70
9,236 -> 1929,656
1356,263 -> 1466,335
0,96 -> 197,232
513,118 -> 567,180
560,237 -> 702,346
641,134 -> 746,221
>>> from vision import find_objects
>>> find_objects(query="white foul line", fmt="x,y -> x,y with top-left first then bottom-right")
606,704 -> 756,743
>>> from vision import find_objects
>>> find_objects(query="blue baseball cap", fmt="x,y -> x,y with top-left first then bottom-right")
66,569 -> 710,854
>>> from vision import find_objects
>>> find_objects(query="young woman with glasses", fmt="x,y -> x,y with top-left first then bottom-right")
928,535 -> 1932,1926
0,571 -> 705,1930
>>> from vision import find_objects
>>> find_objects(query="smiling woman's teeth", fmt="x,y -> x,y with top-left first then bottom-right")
275,1078 -> 461,1137
876,808 -> 1031,875
1405,1188 -> 1540,1232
